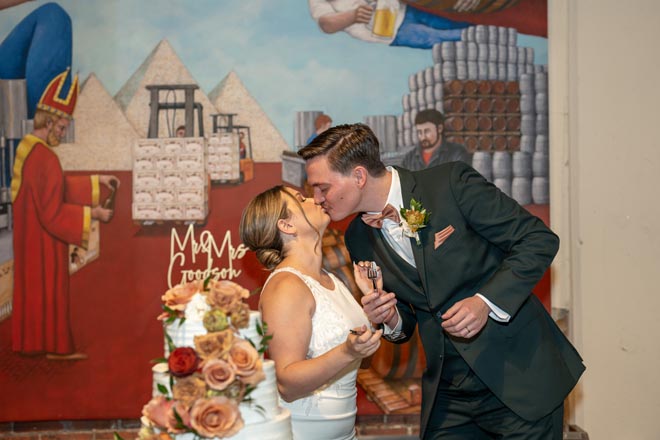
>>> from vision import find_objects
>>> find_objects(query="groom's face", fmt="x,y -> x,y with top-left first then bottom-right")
305,155 -> 361,222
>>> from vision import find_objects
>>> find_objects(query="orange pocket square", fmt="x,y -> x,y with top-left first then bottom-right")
434,225 -> 455,249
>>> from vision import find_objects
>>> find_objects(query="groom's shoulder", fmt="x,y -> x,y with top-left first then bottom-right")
345,215 -> 366,240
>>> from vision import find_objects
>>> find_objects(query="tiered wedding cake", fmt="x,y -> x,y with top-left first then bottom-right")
139,279 -> 292,439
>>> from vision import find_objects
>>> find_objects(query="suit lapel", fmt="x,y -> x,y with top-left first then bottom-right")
397,167 -> 429,294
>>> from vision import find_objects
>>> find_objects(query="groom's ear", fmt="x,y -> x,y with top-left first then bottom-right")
353,166 -> 368,188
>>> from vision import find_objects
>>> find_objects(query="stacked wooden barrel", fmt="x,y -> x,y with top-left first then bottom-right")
442,79 -> 521,155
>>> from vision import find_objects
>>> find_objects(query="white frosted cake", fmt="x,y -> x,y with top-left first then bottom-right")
139,280 -> 292,439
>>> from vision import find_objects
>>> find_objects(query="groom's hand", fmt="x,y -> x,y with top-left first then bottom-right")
440,296 -> 489,339
361,290 -> 397,327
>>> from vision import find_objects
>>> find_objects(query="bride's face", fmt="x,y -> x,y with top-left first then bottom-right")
282,187 -> 330,231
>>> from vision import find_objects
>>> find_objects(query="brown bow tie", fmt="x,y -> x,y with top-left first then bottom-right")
361,204 -> 400,229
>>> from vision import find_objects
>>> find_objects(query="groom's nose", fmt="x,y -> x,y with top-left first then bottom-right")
313,189 -> 324,205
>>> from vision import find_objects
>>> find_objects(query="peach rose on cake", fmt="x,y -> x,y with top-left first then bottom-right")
194,328 -> 234,360
172,375 -> 207,409
206,280 -> 249,316
142,395 -> 173,429
228,338 -> 265,386
189,396 -> 244,438
142,396 -> 190,433
167,400 -> 191,433
158,281 -> 201,319
202,359 -> 236,391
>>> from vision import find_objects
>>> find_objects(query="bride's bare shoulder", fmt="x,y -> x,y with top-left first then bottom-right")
261,271 -> 311,301
260,271 -> 314,320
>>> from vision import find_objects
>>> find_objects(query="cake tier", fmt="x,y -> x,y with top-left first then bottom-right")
165,310 -> 262,356
152,359 -> 281,424
229,406 -> 292,440
163,407 -> 292,440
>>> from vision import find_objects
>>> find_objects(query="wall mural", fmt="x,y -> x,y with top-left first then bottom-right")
0,0 -> 547,423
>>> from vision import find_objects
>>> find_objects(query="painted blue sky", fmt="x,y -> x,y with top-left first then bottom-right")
1,0 -> 547,148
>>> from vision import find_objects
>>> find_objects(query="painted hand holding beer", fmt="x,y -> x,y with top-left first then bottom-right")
309,0 -> 547,48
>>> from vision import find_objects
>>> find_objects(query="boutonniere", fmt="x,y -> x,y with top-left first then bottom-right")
399,198 -> 430,245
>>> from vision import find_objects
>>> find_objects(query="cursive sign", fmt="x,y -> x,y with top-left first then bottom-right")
168,225 -> 248,288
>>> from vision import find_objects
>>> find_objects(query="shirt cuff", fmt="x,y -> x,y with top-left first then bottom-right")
476,293 -> 510,322
382,309 -> 407,342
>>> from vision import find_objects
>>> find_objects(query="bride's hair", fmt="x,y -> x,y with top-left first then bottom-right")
239,185 -> 322,270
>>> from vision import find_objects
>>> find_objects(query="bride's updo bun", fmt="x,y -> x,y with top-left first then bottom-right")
239,186 -> 289,270
254,247 -> 283,270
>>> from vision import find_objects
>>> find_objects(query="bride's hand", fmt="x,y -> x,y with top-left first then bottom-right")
344,325 -> 382,359
353,261 -> 383,296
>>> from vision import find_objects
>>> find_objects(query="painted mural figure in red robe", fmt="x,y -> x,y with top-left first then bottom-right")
10,69 -> 119,360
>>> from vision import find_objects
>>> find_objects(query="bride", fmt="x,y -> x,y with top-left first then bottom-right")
239,185 -> 383,440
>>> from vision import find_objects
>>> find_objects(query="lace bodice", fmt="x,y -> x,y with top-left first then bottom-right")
266,267 -> 369,360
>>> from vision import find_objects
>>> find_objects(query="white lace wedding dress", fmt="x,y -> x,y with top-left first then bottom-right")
264,267 -> 370,440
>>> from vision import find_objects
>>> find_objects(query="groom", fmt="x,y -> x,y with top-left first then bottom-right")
298,123 -> 584,439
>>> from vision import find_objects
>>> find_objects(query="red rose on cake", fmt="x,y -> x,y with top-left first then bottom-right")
168,347 -> 200,377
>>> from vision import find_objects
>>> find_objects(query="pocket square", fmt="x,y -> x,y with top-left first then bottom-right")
434,225 -> 455,249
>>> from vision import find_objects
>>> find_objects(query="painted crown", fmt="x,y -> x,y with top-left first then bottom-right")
36,69 -> 79,119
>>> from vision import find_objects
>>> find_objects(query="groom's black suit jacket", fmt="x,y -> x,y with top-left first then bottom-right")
345,162 -> 584,438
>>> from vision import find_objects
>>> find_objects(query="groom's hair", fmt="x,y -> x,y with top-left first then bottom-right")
298,123 -> 387,177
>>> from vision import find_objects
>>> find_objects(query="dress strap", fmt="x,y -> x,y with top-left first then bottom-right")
264,267 -> 340,295
264,267 -> 315,293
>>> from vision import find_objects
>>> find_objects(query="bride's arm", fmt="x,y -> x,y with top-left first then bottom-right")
261,272 -> 382,402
